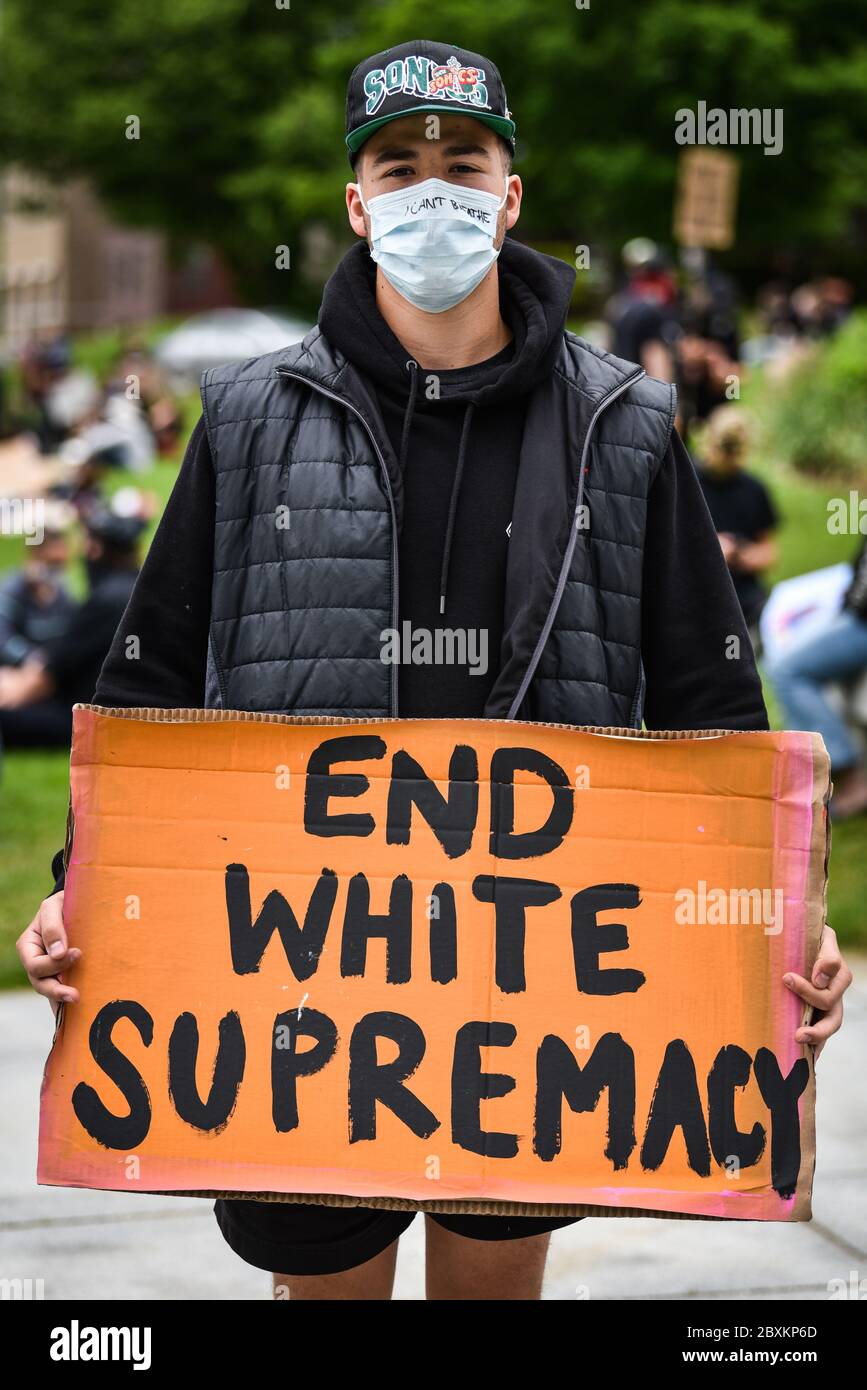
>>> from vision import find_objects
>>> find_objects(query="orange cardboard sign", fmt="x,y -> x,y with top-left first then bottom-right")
39,707 -> 829,1221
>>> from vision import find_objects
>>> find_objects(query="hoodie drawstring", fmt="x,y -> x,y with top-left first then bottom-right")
397,360 -> 475,620
439,402 -> 474,616
398,360 -> 419,478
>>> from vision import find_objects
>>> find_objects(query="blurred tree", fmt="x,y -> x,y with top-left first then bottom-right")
1,0 -> 866,307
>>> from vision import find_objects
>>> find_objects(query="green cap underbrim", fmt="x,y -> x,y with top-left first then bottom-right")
346,105 -> 516,157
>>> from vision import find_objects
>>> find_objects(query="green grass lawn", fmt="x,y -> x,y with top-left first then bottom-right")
1,374 -> 865,990
0,750 -> 71,986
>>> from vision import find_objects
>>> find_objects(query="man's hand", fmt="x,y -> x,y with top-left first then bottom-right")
16,891 -> 81,1016
784,924 -> 852,1060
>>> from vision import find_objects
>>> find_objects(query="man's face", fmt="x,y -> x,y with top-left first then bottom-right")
346,112 -> 521,248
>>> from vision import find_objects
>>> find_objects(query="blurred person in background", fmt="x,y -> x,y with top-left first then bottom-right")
606,237 -> 680,381
49,442 -> 158,532
20,336 -> 76,453
0,507 -> 145,748
673,258 -> 741,437
674,332 -> 741,437
0,506 -> 77,670
103,341 -> 182,464
681,252 -> 740,359
742,280 -> 803,369
790,277 -> 854,339
767,537 -> 867,820
120,342 -> 182,457
696,406 -> 779,633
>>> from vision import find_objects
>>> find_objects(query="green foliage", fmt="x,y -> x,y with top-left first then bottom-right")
751,311 -> 867,480
2,0 -> 867,303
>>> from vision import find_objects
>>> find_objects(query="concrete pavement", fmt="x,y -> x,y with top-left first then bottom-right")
1,962 -> 865,1301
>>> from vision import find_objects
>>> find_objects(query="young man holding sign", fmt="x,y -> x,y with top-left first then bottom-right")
19,39 -> 851,1300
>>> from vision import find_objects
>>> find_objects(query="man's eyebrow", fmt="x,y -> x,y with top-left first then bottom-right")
442,143 -> 491,158
371,146 -> 419,166
371,141 -> 492,166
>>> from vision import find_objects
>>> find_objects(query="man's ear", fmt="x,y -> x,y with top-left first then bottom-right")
504,174 -> 523,233
346,179 -> 368,239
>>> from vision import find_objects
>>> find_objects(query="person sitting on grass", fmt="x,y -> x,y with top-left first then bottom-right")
0,508 -> 144,749
766,536 -> 867,820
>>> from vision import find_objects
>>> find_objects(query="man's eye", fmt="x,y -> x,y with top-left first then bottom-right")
384,166 -> 414,178
450,164 -> 482,174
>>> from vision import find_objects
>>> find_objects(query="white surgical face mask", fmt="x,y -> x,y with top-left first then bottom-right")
355,175 -> 509,313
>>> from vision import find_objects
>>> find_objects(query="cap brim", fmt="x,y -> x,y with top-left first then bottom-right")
346,105 -> 515,155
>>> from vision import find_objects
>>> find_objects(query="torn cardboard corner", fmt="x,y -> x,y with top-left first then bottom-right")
39,705 -> 830,1222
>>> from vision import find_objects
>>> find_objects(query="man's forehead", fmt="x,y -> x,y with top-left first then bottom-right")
363,112 -> 498,156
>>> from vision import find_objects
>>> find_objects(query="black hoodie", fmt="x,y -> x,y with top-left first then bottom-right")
64,236 -> 770,735
71,233 -> 766,739
319,237 -> 577,715
47,236 -> 768,893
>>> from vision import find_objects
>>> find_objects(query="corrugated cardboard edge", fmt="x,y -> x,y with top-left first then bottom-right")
146,1190 -> 737,1221
58,706 -> 828,1221
72,704 -> 744,738
790,732 -> 832,1221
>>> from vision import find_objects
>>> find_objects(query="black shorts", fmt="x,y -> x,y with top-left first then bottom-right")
214,1197 -> 582,1276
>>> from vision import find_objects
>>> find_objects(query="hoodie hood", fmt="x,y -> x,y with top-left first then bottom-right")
319,236 -> 576,407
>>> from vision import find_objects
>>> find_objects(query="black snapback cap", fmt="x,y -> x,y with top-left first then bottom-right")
345,39 -> 516,162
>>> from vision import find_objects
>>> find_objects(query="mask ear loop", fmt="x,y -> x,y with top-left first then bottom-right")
354,183 -> 371,216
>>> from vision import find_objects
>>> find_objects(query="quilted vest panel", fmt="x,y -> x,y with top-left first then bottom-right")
201,352 -> 393,716
200,331 -> 674,725
524,372 -> 675,727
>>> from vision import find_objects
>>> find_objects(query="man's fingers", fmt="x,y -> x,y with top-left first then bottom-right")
812,954 -> 850,993
16,922 -> 48,971
29,973 -> 80,1006
38,894 -> 68,958
796,998 -> 844,1059
27,947 -> 81,980
784,970 -> 848,1010
16,892 -> 79,1009
786,919 -> 852,1058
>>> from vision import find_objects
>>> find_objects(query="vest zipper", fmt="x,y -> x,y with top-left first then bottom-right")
275,367 -> 400,716
505,369 -> 645,721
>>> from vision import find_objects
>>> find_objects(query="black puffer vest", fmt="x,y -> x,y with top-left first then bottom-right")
200,328 -> 676,726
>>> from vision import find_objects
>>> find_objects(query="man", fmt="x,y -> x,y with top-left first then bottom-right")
0,507 -> 144,748
17,39 -> 851,1300
607,237 -> 680,383
696,406 -> 778,631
